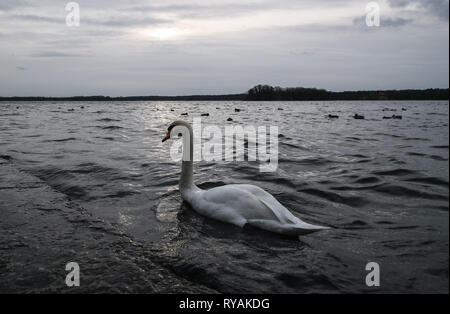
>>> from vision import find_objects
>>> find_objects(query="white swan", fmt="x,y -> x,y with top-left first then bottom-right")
162,120 -> 329,236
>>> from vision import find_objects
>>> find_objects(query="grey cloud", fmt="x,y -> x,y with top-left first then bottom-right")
352,16 -> 413,28
84,16 -> 170,27
387,0 -> 413,6
273,23 -> 351,34
420,0 -> 449,21
0,0 -> 30,11
16,66 -> 27,71
125,3 -> 260,19
146,65 -> 195,72
126,4 -> 206,12
10,14 -> 62,24
387,0 -> 449,21
123,1 -> 326,19
383,17 -> 414,27
30,51 -> 92,58
10,13 -> 169,27
6,1 -> 256,28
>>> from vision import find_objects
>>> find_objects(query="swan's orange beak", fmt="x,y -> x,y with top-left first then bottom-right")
162,131 -> 171,143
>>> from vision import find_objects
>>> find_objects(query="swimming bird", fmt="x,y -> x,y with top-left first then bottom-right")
384,115 -> 402,120
353,114 -> 365,119
161,120 -> 329,236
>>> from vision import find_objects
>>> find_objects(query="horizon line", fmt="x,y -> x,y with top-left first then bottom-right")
1,86 -> 449,100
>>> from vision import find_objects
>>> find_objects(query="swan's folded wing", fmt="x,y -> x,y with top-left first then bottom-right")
199,185 -> 281,222
237,184 -> 299,224
238,184 -> 329,231
258,198 -> 290,224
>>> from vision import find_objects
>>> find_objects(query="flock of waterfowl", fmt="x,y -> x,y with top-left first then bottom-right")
176,108 -> 243,121
327,107 -> 407,120
65,105 -> 85,112
59,104 -> 406,122
175,106 -> 406,122
61,105 -> 245,122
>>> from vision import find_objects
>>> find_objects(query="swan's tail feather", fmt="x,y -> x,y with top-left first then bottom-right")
247,219 -> 330,236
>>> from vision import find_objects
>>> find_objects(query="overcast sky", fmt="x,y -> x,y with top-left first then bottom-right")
0,0 -> 448,96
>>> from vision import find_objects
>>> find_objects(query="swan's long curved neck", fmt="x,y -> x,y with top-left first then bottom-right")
180,160 -> 194,189
179,125 -> 199,193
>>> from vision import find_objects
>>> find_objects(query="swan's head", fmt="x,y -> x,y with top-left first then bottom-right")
162,120 -> 192,143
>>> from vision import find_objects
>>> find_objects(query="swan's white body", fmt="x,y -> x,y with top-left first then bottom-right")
164,120 -> 329,236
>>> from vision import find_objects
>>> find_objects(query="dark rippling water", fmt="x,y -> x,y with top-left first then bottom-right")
0,101 -> 448,293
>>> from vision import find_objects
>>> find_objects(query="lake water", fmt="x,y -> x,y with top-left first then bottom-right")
0,100 -> 448,293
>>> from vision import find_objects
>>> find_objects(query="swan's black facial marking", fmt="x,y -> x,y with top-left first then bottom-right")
162,131 -> 171,142
164,122 -> 185,142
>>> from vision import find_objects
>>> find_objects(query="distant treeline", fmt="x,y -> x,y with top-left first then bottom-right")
0,85 -> 448,101
0,94 -> 246,102
246,85 -> 449,101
